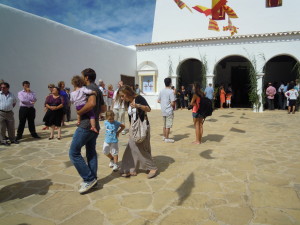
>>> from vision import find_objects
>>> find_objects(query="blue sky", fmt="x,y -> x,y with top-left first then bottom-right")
0,0 -> 156,46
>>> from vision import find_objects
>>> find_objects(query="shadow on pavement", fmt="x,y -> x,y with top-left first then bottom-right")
230,127 -> 246,133
202,134 -> 224,143
176,173 -> 195,205
200,149 -> 215,159
153,155 -> 175,173
173,133 -> 190,141
0,179 -> 52,203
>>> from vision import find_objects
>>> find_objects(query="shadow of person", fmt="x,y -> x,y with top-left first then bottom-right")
173,133 -> 189,141
0,179 -> 52,203
176,173 -> 195,205
202,134 -> 224,143
200,149 -> 215,159
153,155 -> 175,173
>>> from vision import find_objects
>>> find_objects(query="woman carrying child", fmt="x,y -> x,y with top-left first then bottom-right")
70,75 -> 98,133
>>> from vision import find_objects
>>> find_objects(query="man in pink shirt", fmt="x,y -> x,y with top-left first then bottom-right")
266,82 -> 276,110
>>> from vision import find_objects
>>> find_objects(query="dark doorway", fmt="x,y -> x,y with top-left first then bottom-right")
178,59 -> 203,90
121,75 -> 135,87
214,56 -> 252,108
231,66 -> 251,107
263,55 -> 298,109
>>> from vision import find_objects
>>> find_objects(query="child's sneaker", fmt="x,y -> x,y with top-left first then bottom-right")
164,138 -> 175,143
112,164 -> 119,172
109,160 -> 114,168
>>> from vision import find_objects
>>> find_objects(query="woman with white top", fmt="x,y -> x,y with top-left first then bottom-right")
285,82 -> 299,114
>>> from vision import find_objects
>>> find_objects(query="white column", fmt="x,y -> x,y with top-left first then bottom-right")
254,72 -> 264,113
206,74 -> 214,87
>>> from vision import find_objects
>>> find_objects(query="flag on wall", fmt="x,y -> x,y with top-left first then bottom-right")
223,5 -> 238,18
208,19 -> 220,31
211,0 -> 227,20
223,18 -> 238,36
173,0 -> 193,12
193,5 -> 211,17
266,0 -> 282,7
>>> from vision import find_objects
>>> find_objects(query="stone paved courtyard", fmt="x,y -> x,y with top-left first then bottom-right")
0,109 -> 299,225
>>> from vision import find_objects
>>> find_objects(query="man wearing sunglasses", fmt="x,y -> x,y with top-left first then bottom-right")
0,82 -> 19,145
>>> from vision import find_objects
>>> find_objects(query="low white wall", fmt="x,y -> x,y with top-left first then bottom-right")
0,4 -> 137,126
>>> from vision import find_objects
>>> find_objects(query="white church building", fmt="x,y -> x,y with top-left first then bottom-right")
1,0 -> 300,124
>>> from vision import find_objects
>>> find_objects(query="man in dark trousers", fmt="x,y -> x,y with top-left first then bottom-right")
16,81 -> 40,140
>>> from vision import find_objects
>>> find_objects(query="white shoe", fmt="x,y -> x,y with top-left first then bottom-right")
164,138 -> 175,143
109,160 -> 114,168
162,137 -> 165,141
78,179 -> 97,194
121,130 -> 126,135
112,164 -> 119,172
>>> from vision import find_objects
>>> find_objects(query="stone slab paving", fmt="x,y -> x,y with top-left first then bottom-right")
0,109 -> 299,225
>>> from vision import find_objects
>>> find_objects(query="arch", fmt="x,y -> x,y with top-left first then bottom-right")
176,58 -> 204,90
213,55 -> 253,108
263,54 -> 299,110
137,61 -> 158,71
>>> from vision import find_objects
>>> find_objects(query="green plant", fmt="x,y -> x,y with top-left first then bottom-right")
247,53 -> 265,111
200,55 -> 207,89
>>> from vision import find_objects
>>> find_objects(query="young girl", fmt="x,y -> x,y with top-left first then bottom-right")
190,82 -> 205,145
103,110 -> 125,171
226,85 -> 233,108
107,84 -> 114,111
70,75 -> 98,133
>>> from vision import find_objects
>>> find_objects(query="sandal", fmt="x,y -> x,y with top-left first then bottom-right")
121,173 -> 131,178
49,137 -> 54,140
130,172 -> 137,176
147,170 -> 157,179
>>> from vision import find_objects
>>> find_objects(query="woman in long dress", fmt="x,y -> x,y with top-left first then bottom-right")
43,87 -> 64,139
219,85 -> 226,109
118,85 -> 158,179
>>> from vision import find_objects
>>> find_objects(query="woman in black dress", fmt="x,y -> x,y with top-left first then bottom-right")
43,87 -> 64,140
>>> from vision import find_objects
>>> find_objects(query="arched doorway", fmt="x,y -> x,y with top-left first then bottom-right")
263,55 -> 298,109
214,55 -> 252,108
177,58 -> 203,91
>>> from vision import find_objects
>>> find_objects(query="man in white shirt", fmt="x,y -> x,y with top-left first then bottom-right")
0,82 -> 19,145
157,78 -> 175,143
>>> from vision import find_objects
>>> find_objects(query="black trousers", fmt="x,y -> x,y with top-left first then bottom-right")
17,107 -> 37,137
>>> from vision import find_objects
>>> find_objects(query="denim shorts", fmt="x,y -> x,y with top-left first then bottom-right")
192,112 -> 204,118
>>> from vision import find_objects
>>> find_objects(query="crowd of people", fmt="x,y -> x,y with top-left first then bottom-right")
1,73 -> 299,194
265,80 -> 300,113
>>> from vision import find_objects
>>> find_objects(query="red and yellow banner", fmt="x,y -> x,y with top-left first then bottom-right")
193,5 -> 211,17
211,0 -> 227,20
223,5 -> 238,18
223,18 -> 238,36
173,0 -> 193,12
266,0 -> 282,7
208,19 -> 220,31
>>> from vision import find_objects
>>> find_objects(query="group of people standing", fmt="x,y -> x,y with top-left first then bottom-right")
265,80 -> 299,114
0,80 -> 42,146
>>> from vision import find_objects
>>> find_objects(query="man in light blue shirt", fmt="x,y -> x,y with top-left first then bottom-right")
204,83 -> 214,101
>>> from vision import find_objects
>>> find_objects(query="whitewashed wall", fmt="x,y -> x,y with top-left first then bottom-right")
0,4 -> 137,125
152,0 -> 300,42
137,34 -> 300,109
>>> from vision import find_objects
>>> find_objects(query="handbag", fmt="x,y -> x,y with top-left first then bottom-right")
130,108 -> 148,143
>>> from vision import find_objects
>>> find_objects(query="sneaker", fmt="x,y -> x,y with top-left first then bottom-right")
11,140 -> 20,144
121,130 -> 126,135
164,138 -> 175,143
112,164 -> 119,172
109,160 -> 114,168
78,179 -> 97,194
